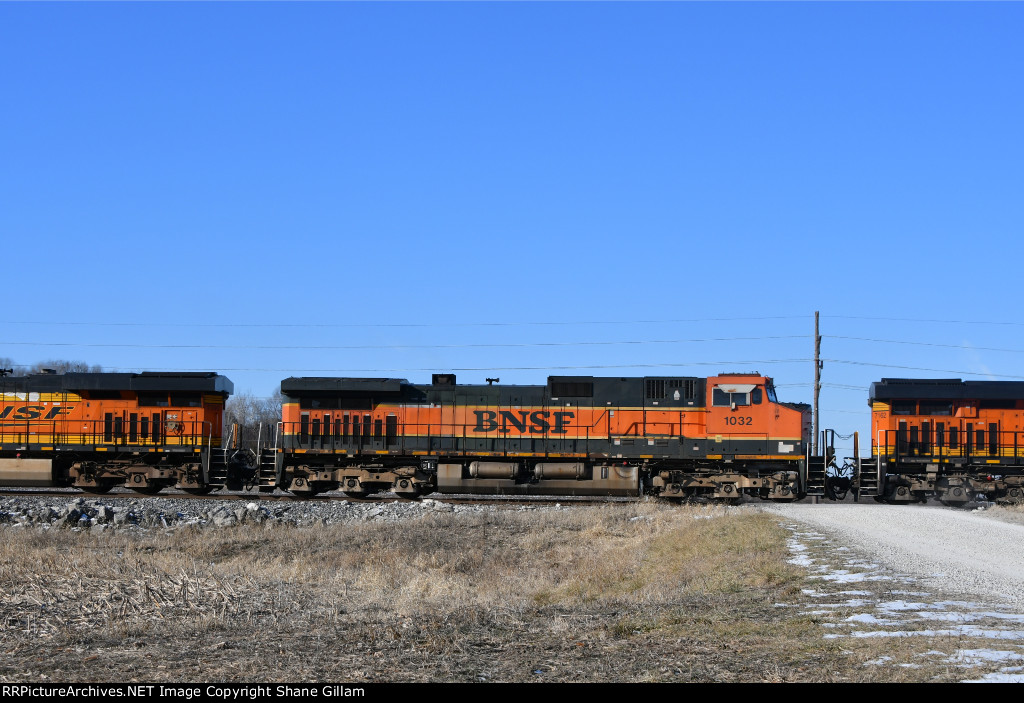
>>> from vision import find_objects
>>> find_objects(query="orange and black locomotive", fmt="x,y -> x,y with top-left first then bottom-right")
867,378 -> 1024,504
261,372 -> 812,501
0,369 -> 246,494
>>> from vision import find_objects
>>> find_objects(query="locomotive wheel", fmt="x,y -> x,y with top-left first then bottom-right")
287,476 -> 322,499
82,483 -> 115,495
343,490 -> 370,499
997,488 -> 1024,505
182,486 -> 215,496
288,491 -> 320,500
939,496 -> 973,508
938,486 -> 972,507
131,484 -> 164,495
393,478 -> 421,500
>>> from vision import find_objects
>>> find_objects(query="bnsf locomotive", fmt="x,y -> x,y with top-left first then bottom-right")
0,370 -> 248,494
258,372 -> 812,502
863,378 -> 1024,505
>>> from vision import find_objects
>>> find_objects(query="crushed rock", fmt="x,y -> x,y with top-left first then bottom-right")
0,493 -> 546,532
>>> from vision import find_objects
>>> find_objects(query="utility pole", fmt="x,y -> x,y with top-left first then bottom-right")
813,311 -> 821,455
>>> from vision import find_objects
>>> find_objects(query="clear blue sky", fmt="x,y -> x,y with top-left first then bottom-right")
3,2 -> 1023,455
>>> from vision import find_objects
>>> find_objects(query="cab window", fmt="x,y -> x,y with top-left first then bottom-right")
712,388 -> 750,407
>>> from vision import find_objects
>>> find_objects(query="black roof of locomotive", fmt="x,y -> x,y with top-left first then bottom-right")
282,377 -> 406,394
870,378 -> 1024,402
281,374 -> 708,407
0,371 -> 233,395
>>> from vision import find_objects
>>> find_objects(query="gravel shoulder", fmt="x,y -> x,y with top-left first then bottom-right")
758,501 -> 1024,610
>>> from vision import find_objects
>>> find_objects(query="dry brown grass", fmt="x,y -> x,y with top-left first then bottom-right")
0,500 -> 981,682
983,502 -> 1024,527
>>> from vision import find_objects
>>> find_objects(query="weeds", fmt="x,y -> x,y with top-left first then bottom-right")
0,501 -> 959,682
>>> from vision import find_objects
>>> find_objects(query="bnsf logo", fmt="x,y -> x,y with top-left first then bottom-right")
0,405 -> 75,420
473,410 -> 575,434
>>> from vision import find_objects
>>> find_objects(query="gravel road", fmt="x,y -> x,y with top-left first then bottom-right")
760,502 -> 1024,610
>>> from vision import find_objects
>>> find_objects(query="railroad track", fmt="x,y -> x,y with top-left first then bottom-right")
0,486 -> 634,507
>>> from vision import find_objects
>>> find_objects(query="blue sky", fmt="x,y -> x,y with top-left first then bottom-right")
3,2 -> 1023,455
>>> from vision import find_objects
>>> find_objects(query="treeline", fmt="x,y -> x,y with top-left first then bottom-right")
222,390 -> 284,451
0,358 -> 103,375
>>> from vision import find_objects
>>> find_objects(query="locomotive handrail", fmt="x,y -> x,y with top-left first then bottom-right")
223,422 -> 236,466
876,429 -> 884,478
1,416 -> 217,449
204,420 -> 212,481
874,426 -> 1024,466
280,415 -> 786,461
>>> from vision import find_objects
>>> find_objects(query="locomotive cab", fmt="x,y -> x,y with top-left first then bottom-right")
705,374 -> 807,459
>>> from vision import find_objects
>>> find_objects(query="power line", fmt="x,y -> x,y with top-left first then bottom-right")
20,359 -> 813,374
0,315 -> 808,330
0,335 -> 808,352
831,335 -> 1024,354
831,315 -> 1024,328
824,358 -> 1024,380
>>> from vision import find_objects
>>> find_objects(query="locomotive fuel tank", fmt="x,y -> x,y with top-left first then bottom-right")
0,457 -> 55,486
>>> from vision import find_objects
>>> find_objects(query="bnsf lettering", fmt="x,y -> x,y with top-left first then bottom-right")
0,405 -> 74,420
473,410 -> 574,434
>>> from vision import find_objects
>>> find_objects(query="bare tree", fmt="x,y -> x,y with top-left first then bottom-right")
29,360 -> 102,374
224,388 -> 283,451
0,358 -> 102,376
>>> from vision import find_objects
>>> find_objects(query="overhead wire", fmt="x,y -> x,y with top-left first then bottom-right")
830,315 -> 1024,328
5,316 -> 1024,379
0,315 -> 808,330
824,358 -> 1024,380
25,360 -> 815,376
0,335 -> 808,351
830,335 -> 1024,354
